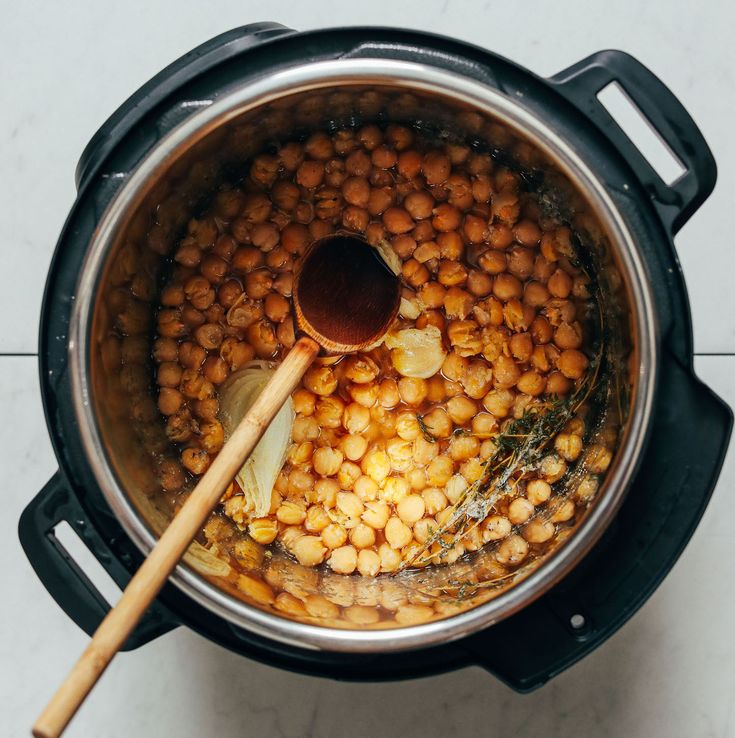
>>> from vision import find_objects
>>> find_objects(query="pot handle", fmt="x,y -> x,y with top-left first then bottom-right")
75,21 -> 295,190
550,49 -> 716,234
18,473 -> 178,649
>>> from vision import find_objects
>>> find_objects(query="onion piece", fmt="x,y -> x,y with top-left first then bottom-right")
218,361 -> 295,518
384,325 -> 447,379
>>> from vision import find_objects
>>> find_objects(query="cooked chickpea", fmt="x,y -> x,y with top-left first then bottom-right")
303,365 -> 338,396
181,447 -> 210,475
362,499 -> 390,529
421,407 -> 452,439
361,447 -> 391,484
555,433 -> 583,462
517,370 -> 546,397
292,536 -> 327,567
322,523 -> 348,549
357,549 -> 381,577
427,455 -> 454,486
329,545 -> 358,574
397,494 -> 425,525
397,377 -> 428,406
385,516 -> 413,549
483,515 -> 512,541
557,349 -> 589,380
446,395 -> 477,425
527,479 -> 552,505
548,268 -> 574,298
508,497 -> 534,525
493,355 -> 521,389
340,434 -> 368,462
313,447 -> 344,476
496,535 -> 529,566
587,444 -> 613,473
449,435 -> 481,462
348,381 -> 379,408
422,151 -> 451,185
349,523 -> 376,549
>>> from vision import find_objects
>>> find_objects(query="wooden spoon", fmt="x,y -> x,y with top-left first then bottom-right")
33,234 -> 401,738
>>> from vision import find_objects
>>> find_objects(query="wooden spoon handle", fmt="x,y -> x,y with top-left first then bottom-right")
32,336 -> 320,738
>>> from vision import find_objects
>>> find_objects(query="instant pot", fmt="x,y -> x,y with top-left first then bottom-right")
19,23 -> 732,691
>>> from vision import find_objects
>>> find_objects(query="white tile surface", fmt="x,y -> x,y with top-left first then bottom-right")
3,2 -> 735,736
1,0 -> 735,352
1,356 -> 733,737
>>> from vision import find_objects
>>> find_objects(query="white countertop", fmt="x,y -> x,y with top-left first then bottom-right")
2,1 -> 734,736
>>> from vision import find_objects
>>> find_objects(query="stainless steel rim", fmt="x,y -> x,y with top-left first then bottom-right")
68,58 -> 657,653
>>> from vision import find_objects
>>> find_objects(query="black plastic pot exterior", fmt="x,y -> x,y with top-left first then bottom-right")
19,25 -> 732,691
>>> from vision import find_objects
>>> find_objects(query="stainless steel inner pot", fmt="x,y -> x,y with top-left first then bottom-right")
68,59 -> 656,652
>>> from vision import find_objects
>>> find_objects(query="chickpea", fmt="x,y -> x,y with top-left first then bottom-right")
350,523 -> 376,549
370,144 -> 396,169
523,519 -> 555,544
396,494 -> 425,525
398,377 -> 428,406
379,543 -> 402,573
449,435 -> 481,462
441,351 -> 468,382
156,361 -> 182,389
413,241 -> 440,264
404,190 -> 434,220
422,151 -> 451,185
337,460 -> 363,491
192,397 -> 218,422
427,455 -> 454,486
508,497 -> 534,525
200,356 -> 227,385
555,432 -> 583,462
343,354 -> 379,384
322,523 -> 348,550
546,370 -> 572,396
529,314 -> 553,345
437,260 -> 468,287
313,446 -> 344,477
397,149 -> 422,178
348,381 -> 379,408
401,258 -> 429,289
357,549 -> 381,577
493,355 -> 521,389
174,241 -> 202,268
338,403 -> 368,436
243,269 -> 273,300
290,389 -> 314,416
471,412 -> 497,438
303,365 -> 338,396
296,160 -> 325,189
362,499 -> 390,530
496,534 -> 529,566
447,320 -> 483,357
421,407 -> 453,439
587,444 -> 613,473
548,268 -> 574,298
517,370 -> 546,397
354,475 -> 379,502
181,447 -> 210,475
329,545 -> 358,574
557,349 -> 589,379
245,320 -> 277,358
526,478 -> 552,506
361,447 -> 391,484
460,360 -> 493,400
512,219 -> 542,246
421,488 -> 446,516
432,203 -> 461,232
483,515 -> 511,542
393,411 -> 419,441
383,207 -> 415,235
341,434 -> 369,462
152,337 -> 178,364
315,396 -> 346,429
554,321 -> 583,350
158,387 -> 184,416
478,249 -> 507,275
384,517 -> 412,549
157,308 -> 187,338
444,287 -> 474,320
482,388 -> 514,418
377,378 -> 400,408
